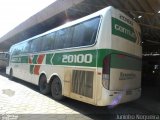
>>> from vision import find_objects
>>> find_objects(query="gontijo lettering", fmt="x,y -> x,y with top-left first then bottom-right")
115,24 -> 136,39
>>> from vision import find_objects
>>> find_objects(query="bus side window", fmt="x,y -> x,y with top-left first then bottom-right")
72,17 -> 100,47
11,46 -> 16,55
68,27 -> 75,48
14,43 -> 23,55
42,32 -> 55,51
63,27 -> 74,48
19,43 -> 24,54
9,47 -> 13,56
23,41 -> 31,53
82,17 -> 100,45
30,37 -> 43,53
72,23 -> 86,47
54,29 -> 67,49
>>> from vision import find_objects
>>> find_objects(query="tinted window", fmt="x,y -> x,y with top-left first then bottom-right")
30,37 -> 43,52
11,17 -> 100,54
42,32 -> 55,51
82,17 -> 100,45
72,17 -> 100,47
18,43 -> 24,55
54,29 -> 67,49
53,17 -> 100,49
63,27 -> 74,48
72,23 -> 85,47
10,46 -> 17,55
23,41 -> 31,53
12,43 -> 24,55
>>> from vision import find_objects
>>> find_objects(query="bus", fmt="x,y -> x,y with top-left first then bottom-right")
6,6 -> 142,106
0,52 -> 9,69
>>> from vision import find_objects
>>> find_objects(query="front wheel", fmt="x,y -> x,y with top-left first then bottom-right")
51,77 -> 64,100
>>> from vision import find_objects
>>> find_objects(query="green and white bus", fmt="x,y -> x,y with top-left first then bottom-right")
6,6 -> 142,106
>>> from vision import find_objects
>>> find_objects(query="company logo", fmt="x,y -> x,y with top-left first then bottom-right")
120,15 -> 133,26
11,57 -> 21,62
119,72 -> 136,80
114,24 -> 136,39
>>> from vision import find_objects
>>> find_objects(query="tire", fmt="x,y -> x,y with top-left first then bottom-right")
51,77 -> 64,100
39,75 -> 50,95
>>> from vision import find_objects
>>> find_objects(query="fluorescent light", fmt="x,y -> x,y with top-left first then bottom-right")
138,16 -> 142,18
158,11 -> 160,13
153,71 -> 155,74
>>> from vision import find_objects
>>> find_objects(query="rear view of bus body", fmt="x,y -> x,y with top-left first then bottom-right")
96,7 -> 141,106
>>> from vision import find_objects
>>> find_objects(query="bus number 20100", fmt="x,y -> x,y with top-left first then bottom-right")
62,54 -> 93,64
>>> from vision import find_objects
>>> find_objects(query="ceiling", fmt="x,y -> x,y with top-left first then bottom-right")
69,0 -> 160,54
0,0 -> 160,53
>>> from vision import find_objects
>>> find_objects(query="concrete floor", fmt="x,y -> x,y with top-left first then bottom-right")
0,69 -> 159,120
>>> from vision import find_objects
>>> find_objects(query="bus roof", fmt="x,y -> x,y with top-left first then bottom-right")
10,6 -> 139,48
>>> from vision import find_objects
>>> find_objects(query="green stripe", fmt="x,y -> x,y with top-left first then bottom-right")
11,56 -> 28,63
46,49 -> 141,70
11,49 -> 141,70
111,54 -> 141,70
32,55 -> 38,64
30,65 -> 34,74
47,50 -> 97,67
112,17 -> 136,42
46,53 -> 53,64
21,56 -> 28,63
